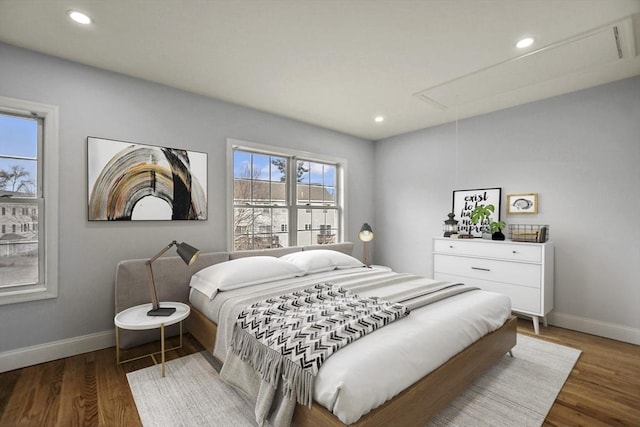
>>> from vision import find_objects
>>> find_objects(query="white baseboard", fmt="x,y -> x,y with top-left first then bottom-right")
2,312 -> 638,373
548,312 -> 640,345
0,330 -> 115,373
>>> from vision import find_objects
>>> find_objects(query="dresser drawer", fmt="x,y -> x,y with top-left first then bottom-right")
433,239 -> 541,263
433,254 -> 542,288
434,272 -> 542,314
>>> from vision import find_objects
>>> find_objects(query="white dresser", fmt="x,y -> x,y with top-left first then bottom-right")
432,237 -> 554,334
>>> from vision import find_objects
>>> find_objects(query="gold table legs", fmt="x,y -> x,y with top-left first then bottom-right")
115,320 -> 184,377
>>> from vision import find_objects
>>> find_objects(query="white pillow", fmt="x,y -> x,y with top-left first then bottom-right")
280,249 -> 365,274
189,256 -> 304,299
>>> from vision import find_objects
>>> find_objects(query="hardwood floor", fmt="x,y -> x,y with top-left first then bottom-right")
0,335 -> 204,427
517,320 -> 640,427
1,319 -> 638,426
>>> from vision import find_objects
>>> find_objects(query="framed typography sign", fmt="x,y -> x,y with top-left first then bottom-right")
452,187 -> 501,237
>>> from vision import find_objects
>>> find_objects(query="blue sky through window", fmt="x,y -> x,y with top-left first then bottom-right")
233,150 -> 251,178
0,114 -> 38,193
252,154 -> 270,180
298,160 -> 335,186
234,150 -> 286,182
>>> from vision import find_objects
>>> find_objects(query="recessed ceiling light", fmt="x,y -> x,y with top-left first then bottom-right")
516,37 -> 534,49
374,116 -> 384,123
68,10 -> 92,25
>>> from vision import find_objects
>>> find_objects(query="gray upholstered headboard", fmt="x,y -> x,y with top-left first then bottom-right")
114,242 -> 354,348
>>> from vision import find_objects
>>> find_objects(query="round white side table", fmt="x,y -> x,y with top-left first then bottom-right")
114,302 -> 190,377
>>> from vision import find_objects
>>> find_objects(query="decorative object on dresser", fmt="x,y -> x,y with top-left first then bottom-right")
358,222 -> 374,267
146,240 -> 200,316
490,220 -> 507,240
509,224 -> 549,243
443,212 -> 459,237
452,188 -> 501,238
469,203 -> 506,240
457,233 -> 475,239
433,237 -> 554,334
507,193 -> 538,214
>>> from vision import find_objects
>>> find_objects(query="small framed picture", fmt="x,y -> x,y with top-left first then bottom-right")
507,193 -> 538,214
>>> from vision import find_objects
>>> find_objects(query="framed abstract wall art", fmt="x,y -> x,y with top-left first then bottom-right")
507,193 -> 538,214
87,137 -> 207,221
452,187 -> 501,237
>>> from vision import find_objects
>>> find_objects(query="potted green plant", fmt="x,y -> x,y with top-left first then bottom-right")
489,218 -> 506,241
470,204 -> 506,240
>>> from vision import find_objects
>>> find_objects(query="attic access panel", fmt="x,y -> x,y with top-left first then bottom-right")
415,25 -> 625,109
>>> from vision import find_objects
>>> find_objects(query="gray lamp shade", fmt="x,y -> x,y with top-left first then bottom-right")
176,242 -> 200,265
358,223 -> 374,242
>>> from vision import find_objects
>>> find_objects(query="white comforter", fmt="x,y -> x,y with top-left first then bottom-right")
189,267 -> 511,424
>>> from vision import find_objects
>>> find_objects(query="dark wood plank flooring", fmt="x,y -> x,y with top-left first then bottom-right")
1,319 -> 638,426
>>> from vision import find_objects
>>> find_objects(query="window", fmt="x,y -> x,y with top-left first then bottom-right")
0,96 -> 58,305
229,139 -> 343,251
295,159 -> 338,246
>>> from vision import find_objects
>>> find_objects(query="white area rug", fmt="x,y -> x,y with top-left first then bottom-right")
127,334 -> 581,427
428,335 -> 580,426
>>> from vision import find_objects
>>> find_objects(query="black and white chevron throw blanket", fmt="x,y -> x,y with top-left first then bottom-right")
229,282 -> 410,408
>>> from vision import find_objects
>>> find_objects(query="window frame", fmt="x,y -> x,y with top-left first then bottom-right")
0,96 -> 59,305
227,138 -> 345,251
293,158 -> 340,247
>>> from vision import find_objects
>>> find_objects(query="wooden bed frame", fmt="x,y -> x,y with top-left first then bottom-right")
187,303 -> 517,427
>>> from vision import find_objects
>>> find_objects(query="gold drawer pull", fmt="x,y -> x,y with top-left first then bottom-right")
471,267 -> 491,272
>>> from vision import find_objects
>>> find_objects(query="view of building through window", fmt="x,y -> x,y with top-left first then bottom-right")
232,148 -> 340,250
295,159 -> 338,246
0,113 -> 39,287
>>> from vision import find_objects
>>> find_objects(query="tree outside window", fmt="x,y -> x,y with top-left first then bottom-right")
0,112 -> 39,288
232,145 -> 341,250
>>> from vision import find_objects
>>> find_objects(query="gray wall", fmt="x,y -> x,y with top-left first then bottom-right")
0,43 -> 374,353
1,41 -> 637,354
374,76 -> 640,336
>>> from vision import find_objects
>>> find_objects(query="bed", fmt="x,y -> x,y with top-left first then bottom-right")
187,244 -> 515,426
114,242 -> 516,427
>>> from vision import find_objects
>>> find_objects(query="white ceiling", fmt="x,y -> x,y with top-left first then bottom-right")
1,0 -> 639,140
